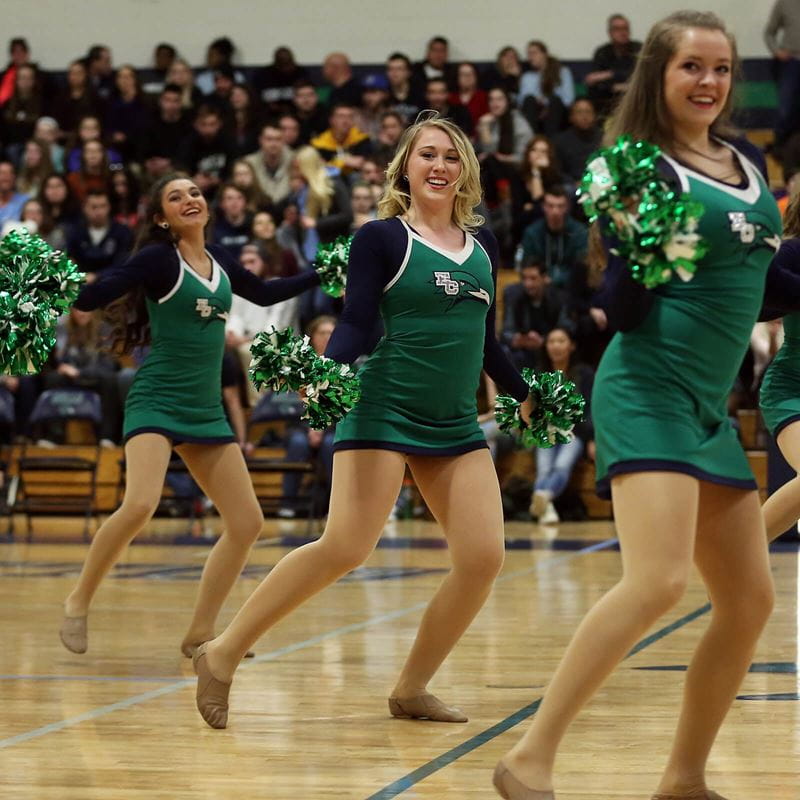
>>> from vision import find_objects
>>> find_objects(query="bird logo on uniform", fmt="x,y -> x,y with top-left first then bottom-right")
430,270 -> 491,311
195,297 -> 229,325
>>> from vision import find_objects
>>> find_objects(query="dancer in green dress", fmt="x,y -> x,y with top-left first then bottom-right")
495,13 -> 778,800
760,196 -> 800,540
60,175 -> 319,658
191,115 -> 534,729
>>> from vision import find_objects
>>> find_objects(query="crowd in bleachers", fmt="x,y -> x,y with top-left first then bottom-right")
0,8 -> 798,521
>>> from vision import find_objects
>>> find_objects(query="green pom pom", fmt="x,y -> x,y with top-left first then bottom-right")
495,369 -> 586,448
249,326 -> 360,429
0,229 -> 85,375
578,135 -> 707,289
314,235 -> 352,297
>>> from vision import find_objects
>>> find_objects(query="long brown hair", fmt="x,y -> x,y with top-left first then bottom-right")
784,193 -> 800,239
520,135 -> 561,186
605,11 -> 740,149
528,40 -> 562,98
104,173 -> 189,354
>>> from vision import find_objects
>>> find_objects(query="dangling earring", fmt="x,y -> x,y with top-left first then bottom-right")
160,222 -> 169,229
403,175 -> 409,182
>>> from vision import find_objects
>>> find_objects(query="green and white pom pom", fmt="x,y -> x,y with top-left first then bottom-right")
314,235 -> 352,298
249,326 -> 360,429
0,229 -> 84,375
578,135 -> 707,289
495,369 -> 586,448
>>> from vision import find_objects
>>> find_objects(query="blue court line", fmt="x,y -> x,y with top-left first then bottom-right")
366,603 -> 712,800
0,537 -> 617,751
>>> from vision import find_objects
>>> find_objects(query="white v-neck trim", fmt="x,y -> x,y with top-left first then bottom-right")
176,247 -> 221,292
661,140 -> 763,203
399,218 -> 474,265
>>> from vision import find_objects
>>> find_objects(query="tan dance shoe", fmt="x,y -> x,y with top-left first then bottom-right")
388,692 -> 468,722
59,615 -> 88,654
193,643 -> 231,729
492,761 -> 555,799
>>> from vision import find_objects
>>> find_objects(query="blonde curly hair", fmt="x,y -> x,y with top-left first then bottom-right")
378,112 -> 484,232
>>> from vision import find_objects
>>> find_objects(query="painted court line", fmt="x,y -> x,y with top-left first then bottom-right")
366,603 -> 712,799
0,537 -> 617,751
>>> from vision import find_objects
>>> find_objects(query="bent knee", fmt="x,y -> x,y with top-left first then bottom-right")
227,508 -> 264,545
120,496 -> 160,524
718,578 -> 775,627
630,571 -> 689,618
452,539 -> 505,581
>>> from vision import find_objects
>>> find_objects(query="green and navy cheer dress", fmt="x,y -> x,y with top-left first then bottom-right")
325,217 -> 529,455
593,139 -> 782,498
760,239 -> 800,437
74,243 -> 318,444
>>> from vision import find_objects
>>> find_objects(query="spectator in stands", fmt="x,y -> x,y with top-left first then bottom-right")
250,210 -> 299,277
482,46 -> 524,102
278,112 -> 301,150
21,197 -> 66,249
254,46 -> 307,116
311,103 -> 372,179
386,52 -> 424,123
66,189 -> 132,274
413,35 -> 457,91
138,83 -> 192,180
321,52 -> 363,108
520,185 -> 588,290
585,14 -> 642,118
86,44 -> 115,102
355,74 -> 391,142
511,134 -> 564,242
165,57 -> 202,111
529,326 -> 594,524
226,241 -> 301,404
0,37 -> 31,106
1,63 -> 43,160
195,37 -> 244,96
210,183 -> 252,260
66,139 -> 113,203
204,65 -> 237,127
141,42 -> 177,97
33,116 -> 64,173
228,83 -> 262,157
230,158 -> 273,213
50,59 -> 101,134
0,159 -> 28,225
38,172 -> 80,228
358,157 -> 386,206
278,315 -> 338,517
777,164 -> 800,215
109,166 -> 142,230
105,64 -> 148,162
476,86 -> 533,206
350,180 -> 377,230
176,105 -> 234,197
501,259 -> 567,370
451,62 -> 488,132
16,138 -> 54,196
291,80 -> 328,146
425,77 -> 473,136
518,40 -> 575,136
0,373 -> 38,441
372,111 -> 405,169
243,120 -> 293,206
44,307 -> 122,444
554,98 -> 602,185
765,0 -> 800,152
65,115 -> 121,173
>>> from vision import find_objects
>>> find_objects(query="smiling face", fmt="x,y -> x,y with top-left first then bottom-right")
545,327 -> 575,366
404,126 -> 461,209
663,27 -> 732,138
156,178 -> 209,232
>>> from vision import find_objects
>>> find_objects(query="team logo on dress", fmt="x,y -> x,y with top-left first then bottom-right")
195,298 -> 229,324
430,270 -> 491,310
727,211 -> 781,253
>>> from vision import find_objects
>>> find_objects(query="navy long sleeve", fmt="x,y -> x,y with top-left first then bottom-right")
74,243 -> 319,311
761,238 -> 800,319
325,218 -> 529,402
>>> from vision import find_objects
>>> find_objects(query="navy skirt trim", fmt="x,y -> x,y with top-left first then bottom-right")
124,426 -> 236,446
333,438 -> 488,457
773,413 -> 800,439
596,459 -> 758,500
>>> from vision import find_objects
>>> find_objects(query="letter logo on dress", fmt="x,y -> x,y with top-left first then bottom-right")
430,270 -> 491,310
195,297 -> 229,324
727,211 -> 781,253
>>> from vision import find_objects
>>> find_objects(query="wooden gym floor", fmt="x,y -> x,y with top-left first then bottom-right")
0,516 -> 798,799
